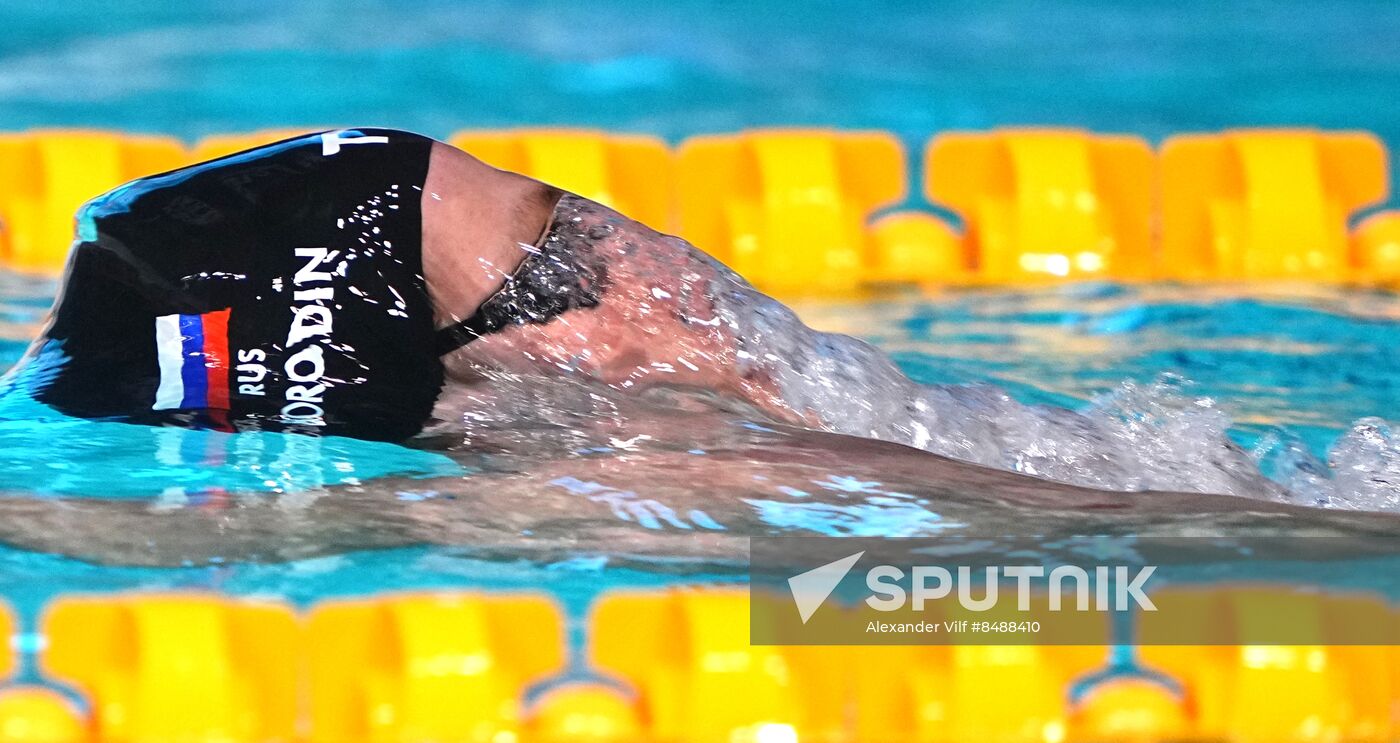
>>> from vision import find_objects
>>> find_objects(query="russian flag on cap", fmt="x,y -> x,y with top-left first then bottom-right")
153,309 -> 232,411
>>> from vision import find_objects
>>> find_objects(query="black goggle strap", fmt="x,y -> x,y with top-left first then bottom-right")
434,310 -> 497,356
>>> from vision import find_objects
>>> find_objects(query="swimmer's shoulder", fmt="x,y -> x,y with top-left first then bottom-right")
422,137 -> 561,232
420,137 -> 563,327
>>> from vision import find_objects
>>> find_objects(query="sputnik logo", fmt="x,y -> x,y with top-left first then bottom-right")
787,551 -> 864,624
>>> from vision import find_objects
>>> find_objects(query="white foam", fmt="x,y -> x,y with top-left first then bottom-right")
442,202 -> 1400,514
1255,418 -> 1400,513
710,277 -> 1400,509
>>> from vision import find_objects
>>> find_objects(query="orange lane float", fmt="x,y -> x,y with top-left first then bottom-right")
1354,210 -> 1400,284
0,601 -> 12,681
0,587 -> 1381,740
527,683 -> 644,742
41,593 -> 299,743
452,128 -> 674,231
1139,586 -> 1394,742
307,592 -> 565,743
1160,129 -> 1388,282
925,128 -> 1155,284
0,125 -> 1398,287
0,130 -> 186,272
591,587 -> 846,742
678,129 -> 960,292
850,595 -> 1117,743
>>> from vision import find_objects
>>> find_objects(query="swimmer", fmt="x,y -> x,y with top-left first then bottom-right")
13,128 -> 887,443
9,128 -> 1272,500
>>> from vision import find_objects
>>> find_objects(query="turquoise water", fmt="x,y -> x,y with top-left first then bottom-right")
5,275 -> 1400,612
0,0 -> 1398,205
1,1 -> 1400,655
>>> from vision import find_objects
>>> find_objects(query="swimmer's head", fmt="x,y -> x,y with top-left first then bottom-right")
28,129 -> 444,441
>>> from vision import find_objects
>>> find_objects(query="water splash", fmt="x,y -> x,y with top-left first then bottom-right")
731,281 -> 1400,508
714,272 -> 1280,499
448,199 -> 1400,511
1257,418 -> 1400,513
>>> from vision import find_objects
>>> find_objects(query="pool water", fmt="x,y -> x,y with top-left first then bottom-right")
1,0 -> 1398,186
793,284 -> 1400,471
2,0 -> 1400,656
4,273 -> 1400,625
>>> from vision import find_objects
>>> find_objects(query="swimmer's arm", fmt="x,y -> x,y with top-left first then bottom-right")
0,433 -> 941,565
0,431 -> 1363,568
